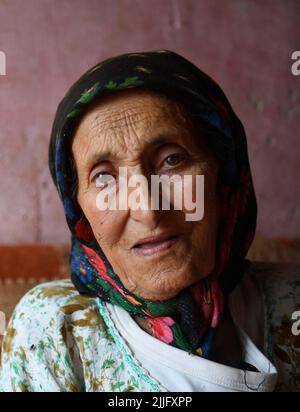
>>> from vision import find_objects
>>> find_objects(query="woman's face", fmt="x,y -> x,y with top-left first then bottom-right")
72,89 -> 219,301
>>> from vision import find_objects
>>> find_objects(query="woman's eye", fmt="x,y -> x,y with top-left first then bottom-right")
94,172 -> 115,188
162,153 -> 186,169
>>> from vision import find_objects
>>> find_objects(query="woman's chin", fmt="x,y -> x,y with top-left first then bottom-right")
128,271 -> 204,301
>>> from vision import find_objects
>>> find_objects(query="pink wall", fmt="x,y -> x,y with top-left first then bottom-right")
0,0 -> 299,243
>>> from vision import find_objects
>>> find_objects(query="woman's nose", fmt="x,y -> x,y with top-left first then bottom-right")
129,199 -> 165,229
126,174 -> 165,229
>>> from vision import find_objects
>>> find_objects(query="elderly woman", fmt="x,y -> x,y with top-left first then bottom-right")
0,50 -> 299,392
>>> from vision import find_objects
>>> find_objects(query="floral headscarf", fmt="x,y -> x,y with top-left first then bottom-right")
49,50 -> 257,358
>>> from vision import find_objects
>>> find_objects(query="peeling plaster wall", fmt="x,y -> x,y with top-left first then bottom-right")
0,0 -> 299,243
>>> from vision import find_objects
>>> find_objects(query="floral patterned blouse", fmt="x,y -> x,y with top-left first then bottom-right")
0,261 -> 299,392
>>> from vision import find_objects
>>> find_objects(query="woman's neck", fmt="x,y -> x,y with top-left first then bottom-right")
210,302 -> 243,365
133,303 -> 244,368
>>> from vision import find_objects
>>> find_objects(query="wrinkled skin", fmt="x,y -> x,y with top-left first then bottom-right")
72,89 -> 220,301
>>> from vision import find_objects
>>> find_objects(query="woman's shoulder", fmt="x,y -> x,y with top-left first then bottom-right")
0,280 -> 113,392
246,261 -> 300,318
247,260 -> 300,285
12,279 -> 98,320
246,261 -> 300,391
5,279 -> 108,350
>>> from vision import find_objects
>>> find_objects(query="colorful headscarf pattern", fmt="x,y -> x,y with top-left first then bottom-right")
49,50 -> 257,358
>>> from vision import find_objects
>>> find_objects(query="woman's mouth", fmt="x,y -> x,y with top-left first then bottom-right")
132,233 -> 182,257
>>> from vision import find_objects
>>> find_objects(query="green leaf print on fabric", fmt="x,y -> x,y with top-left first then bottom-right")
104,76 -> 144,90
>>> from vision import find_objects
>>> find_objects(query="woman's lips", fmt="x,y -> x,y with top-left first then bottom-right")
132,234 -> 181,256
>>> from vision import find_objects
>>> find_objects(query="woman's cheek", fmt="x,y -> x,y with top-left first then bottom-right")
80,188 -> 112,230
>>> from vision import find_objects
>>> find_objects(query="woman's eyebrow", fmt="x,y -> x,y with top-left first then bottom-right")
87,134 -> 175,168
88,150 -> 114,168
144,134 -> 173,147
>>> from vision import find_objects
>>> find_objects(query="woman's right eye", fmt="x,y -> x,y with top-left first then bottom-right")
93,172 -> 116,188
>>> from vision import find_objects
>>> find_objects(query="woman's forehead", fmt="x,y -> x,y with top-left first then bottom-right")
76,89 -> 190,132
71,90 -> 195,161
